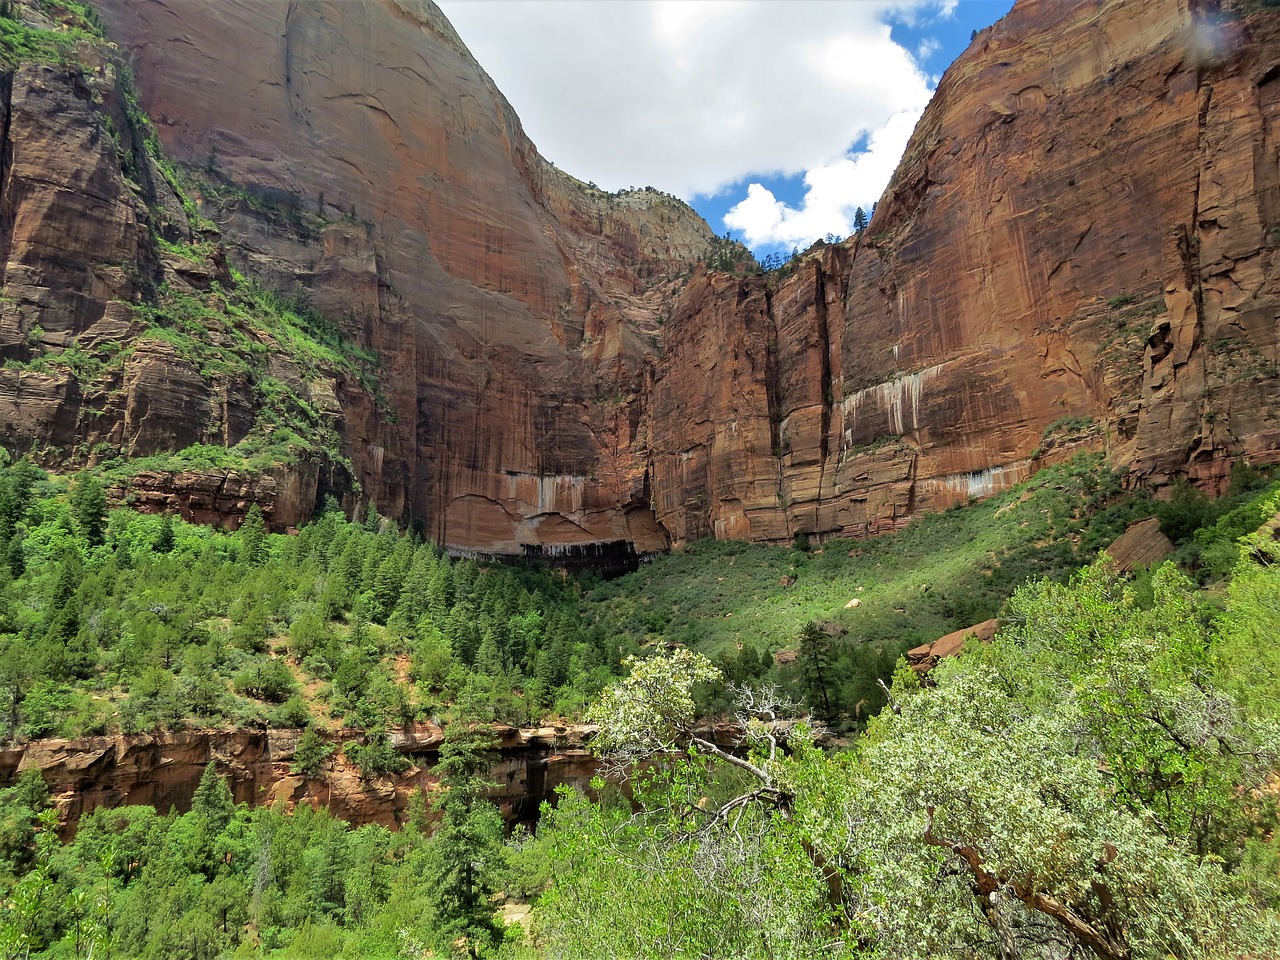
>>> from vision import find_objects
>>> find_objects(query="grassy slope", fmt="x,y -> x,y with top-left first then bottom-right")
586,454 -> 1155,661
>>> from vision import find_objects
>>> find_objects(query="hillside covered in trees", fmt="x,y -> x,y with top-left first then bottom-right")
0,453 -> 1278,957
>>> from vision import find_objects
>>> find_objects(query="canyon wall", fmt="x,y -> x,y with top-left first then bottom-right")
647,0 -> 1280,543
1,0 -> 1278,554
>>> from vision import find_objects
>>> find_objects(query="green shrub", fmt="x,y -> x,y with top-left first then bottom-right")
233,657 -> 297,702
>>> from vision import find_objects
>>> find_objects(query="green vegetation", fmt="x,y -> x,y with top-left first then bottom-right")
0,454 -> 627,744
586,453 -> 1159,724
0,449 -> 1266,744
0,0 -> 102,69
0,0 -> 387,488
541,543 -> 1280,959
0,757 -> 517,958
0,449 -> 1278,955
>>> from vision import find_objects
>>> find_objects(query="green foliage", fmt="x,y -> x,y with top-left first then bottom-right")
542,540 -> 1280,958
0,456 -> 611,741
291,726 -> 334,778
70,472 -> 107,547
233,657 -> 297,703
343,726 -> 407,780
417,722 -> 507,953
0,454 -> 1277,956
0,1 -> 102,70
585,454 -> 1151,729
585,649 -> 722,758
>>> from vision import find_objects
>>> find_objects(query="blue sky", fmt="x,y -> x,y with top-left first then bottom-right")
703,1 -> 1015,256
440,0 -> 1015,259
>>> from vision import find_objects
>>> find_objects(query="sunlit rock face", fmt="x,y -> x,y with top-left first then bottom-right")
648,0 -> 1280,544
3,0 -> 1278,554
86,0 -> 712,553
0,726 -> 599,832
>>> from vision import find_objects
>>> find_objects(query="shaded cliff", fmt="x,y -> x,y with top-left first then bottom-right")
0,0 -> 1278,552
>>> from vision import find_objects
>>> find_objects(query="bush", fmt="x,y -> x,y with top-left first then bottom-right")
269,694 -> 312,728
233,657 -> 297,702
344,726 -> 407,779
291,725 -> 335,778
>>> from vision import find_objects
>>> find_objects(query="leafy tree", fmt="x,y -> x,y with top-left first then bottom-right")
547,628 -> 1280,960
233,657 -> 296,702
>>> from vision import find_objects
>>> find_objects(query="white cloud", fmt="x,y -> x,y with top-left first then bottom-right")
724,109 -> 921,249
917,37 -> 942,61
437,0 -> 944,200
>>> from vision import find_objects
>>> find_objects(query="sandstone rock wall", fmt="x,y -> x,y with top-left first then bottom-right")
92,0 -> 713,553
2,0 -> 1278,554
649,0 -> 1280,544
0,725 -> 599,833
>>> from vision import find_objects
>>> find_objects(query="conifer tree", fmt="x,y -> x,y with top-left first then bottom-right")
71,472 -> 107,547
421,720 -> 505,953
238,504 -> 266,566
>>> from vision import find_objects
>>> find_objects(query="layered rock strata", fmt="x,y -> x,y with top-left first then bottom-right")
647,0 -> 1280,543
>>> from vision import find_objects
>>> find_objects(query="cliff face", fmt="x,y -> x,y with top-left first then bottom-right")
648,0 -> 1280,543
2,0 -> 1279,553
87,0 -> 710,553
0,725 -> 599,833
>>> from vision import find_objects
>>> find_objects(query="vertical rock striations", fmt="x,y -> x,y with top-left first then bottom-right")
1,0 -> 1278,552
650,0 -> 1280,543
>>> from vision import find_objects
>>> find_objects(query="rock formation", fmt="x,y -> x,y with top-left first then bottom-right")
647,0 -> 1280,543
0,725 -> 599,833
0,0 -> 1277,555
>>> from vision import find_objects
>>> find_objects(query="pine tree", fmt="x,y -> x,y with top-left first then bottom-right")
421,722 -> 505,953
797,621 -> 837,720
191,761 -> 235,835
291,726 -> 334,778
239,504 -> 266,566
71,472 -> 107,547
853,206 -> 868,234
154,514 -> 176,553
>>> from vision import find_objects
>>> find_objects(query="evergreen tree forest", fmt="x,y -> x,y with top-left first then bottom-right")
0,451 -> 1278,957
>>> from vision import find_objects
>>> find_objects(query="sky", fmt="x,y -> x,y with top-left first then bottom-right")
437,0 -> 1016,258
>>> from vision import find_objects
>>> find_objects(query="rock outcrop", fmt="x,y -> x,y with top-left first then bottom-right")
1105,517 -> 1176,571
907,618 -> 1000,674
1,0 -> 1278,554
0,725 -> 599,833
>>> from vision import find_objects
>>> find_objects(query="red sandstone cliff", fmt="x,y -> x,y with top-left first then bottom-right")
0,725 -> 599,833
0,0 -> 1277,553
648,0 -> 1280,543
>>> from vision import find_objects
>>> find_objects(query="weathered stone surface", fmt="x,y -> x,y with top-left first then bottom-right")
907,618 -> 1000,673
91,0 -> 713,554
1105,517 -> 1176,571
650,0 -> 1280,542
0,58 -> 151,359
2,0 -> 1280,556
0,725 -> 599,833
